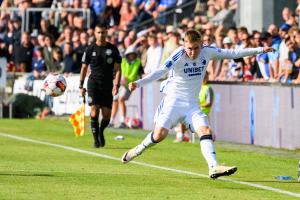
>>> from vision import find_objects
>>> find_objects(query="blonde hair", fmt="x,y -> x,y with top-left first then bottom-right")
184,29 -> 201,43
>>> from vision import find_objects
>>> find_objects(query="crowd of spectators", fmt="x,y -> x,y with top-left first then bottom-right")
0,0 -> 300,84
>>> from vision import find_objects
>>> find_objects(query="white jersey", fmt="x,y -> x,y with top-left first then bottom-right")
137,45 -> 263,103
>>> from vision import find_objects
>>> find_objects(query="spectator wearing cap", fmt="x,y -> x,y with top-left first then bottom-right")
279,24 -> 291,72
223,36 -> 232,49
109,45 -> 142,128
260,31 -> 279,80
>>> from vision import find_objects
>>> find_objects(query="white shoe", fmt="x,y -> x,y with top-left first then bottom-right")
121,146 -> 141,164
209,165 -> 237,179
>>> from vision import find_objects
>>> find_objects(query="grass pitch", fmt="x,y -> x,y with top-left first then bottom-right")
0,118 -> 299,200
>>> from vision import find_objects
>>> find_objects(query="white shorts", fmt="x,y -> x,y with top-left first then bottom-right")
154,97 -> 209,132
113,86 -> 131,101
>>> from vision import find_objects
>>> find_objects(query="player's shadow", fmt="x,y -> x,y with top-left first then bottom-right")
0,172 -> 54,177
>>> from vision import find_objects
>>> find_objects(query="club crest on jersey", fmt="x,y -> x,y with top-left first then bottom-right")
107,57 -> 113,64
165,60 -> 172,68
92,52 -> 96,56
106,49 -> 112,55
200,57 -> 207,65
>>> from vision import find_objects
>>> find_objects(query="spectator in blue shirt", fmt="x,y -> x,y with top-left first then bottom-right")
153,0 -> 177,25
32,47 -> 46,74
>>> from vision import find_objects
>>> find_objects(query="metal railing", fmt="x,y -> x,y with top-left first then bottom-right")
0,7 -> 91,32
129,0 -> 197,31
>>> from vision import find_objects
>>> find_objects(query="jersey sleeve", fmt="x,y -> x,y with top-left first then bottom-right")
81,45 -> 91,65
205,46 -> 264,60
136,46 -> 185,87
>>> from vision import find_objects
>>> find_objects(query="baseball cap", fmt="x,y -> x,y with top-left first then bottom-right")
124,46 -> 137,56
280,23 -> 291,31
223,37 -> 232,44
166,25 -> 175,33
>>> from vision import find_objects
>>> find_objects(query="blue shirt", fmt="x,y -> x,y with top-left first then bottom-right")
158,0 -> 177,7
91,0 -> 106,15
32,58 -> 45,73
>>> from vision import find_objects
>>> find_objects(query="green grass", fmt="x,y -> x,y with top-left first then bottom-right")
0,118 -> 299,200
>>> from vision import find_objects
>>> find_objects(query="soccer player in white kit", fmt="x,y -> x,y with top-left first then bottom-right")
122,30 -> 275,179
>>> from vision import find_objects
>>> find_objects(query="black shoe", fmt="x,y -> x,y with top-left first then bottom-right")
94,141 -> 100,148
92,132 -> 100,148
98,131 -> 105,147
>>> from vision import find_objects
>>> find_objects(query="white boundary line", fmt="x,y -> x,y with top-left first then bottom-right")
1,132 -> 300,198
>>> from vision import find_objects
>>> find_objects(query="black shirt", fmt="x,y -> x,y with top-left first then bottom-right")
82,42 -> 121,88
14,43 -> 33,72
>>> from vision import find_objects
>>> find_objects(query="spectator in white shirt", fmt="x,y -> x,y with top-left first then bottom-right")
144,33 -> 162,74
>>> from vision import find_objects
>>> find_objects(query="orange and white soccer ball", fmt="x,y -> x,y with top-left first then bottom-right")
43,74 -> 67,97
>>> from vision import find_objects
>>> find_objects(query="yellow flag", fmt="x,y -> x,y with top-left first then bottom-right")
69,104 -> 85,136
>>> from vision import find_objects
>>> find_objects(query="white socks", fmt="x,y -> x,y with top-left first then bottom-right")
119,116 -> 125,123
135,132 -> 157,154
200,135 -> 218,169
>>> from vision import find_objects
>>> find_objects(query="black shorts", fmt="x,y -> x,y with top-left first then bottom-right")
87,79 -> 113,108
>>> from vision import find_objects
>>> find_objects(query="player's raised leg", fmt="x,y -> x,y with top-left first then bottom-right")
122,127 -> 168,163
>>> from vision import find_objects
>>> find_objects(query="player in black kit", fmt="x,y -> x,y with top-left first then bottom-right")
79,23 -> 122,148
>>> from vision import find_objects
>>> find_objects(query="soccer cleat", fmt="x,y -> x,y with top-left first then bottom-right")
117,122 -> 128,129
107,123 -> 114,128
92,132 -> 100,148
209,165 -> 237,179
121,146 -> 141,163
93,141 -> 100,148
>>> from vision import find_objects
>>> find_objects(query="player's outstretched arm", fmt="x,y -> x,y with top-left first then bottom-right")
263,47 -> 275,53
128,82 -> 138,92
208,46 -> 275,60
